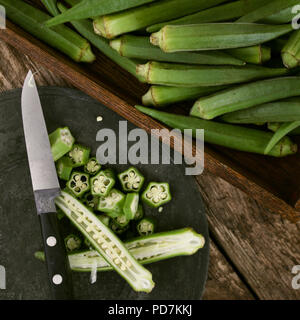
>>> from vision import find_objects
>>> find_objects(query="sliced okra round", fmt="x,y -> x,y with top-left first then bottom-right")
142,182 -> 172,208
68,144 -> 91,167
137,218 -> 156,236
49,127 -> 75,161
123,193 -> 139,220
118,167 -> 145,192
114,214 -> 130,228
84,157 -> 101,175
98,188 -> 125,213
66,172 -> 90,197
64,234 -> 82,252
91,169 -> 116,197
56,156 -> 74,181
82,192 -> 99,210
134,204 -> 144,221
110,220 -> 130,235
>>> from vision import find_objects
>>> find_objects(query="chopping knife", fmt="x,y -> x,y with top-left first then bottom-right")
21,70 -> 73,300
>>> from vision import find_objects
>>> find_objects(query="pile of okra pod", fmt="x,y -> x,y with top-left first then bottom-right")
4,0 -> 300,157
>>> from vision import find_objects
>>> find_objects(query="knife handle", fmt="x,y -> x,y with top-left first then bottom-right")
39,212 -> 74,300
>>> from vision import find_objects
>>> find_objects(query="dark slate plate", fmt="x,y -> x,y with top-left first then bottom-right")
0,87 -> 209,300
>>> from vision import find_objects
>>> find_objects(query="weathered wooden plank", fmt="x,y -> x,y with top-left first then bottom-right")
196,172 -> 300,300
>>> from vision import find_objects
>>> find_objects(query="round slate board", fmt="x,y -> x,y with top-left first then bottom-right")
0,87 -> 209,300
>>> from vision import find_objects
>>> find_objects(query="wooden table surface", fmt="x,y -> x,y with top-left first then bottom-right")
1,40 -> 300,300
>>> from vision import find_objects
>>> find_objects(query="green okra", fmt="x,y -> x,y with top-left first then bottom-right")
68,144 -> 91,167
123,193 -> 139,220
64,234 -> 82,252
262,6 -> 296,24
190,77 -> 300,120
55,191 -> 155,292
82,192 -> 99,210
150,23 -> 292,53
58,1 -> 144,81
135,105 -> 297,157
118,167 -> 145,193
93,0 -> 230,39
237,0 -> 299,23
137,218 -> 156,237
34,228 -> 205,272
147,0 -> 274,33
221,99 -> 300,124
0,0 -> 95,63
98,188 -> 126,214
66,172 -> 90,197
136,62 -> 288,87
46,0 -> 159,27
134,204 -> 144,221
98,215 -> 110,227
114,214 -> 130,228
226,45 -> 271,65
110,35 -> 245,66
91,169 -> 116,197
268,123 -> 300,136
282,30 -> 300,69
41,0 -> 60,16
264,121 -> 300,155
84,157 -> 101,176
142,182 -> 172,208
142,85 -> 227,108
56,156 -> 74,181
49,127 -> 75,161
110,220 -> 130,235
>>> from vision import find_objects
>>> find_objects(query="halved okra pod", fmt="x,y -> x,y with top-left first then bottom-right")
142,182 -> 172,208
226,45 -> 271,65
136,62 -> 288,87
64,234 -> 82,252
123,193 -> 139,220
137,218 -> 157,237
35,228 -> 205,272
49,127 -> 75,161
45,0 -> 159,27
84,157 -> 101,176
147,0 -> 274,32
91,169 -> 116,197
58,1 -> 145,81
56,156 -> 74,181
190,77 -> 300,120
55,191 -> 155,292
135,105 -> 297,157
93,0 -> 229,39
68,144 -> 91,167
143,85 -> 227,107
150,23 -> 292,53
0,0 -> 95,63
221,99 -> 300,124
98,189 -> 126,214
66,172 -> 90,197
282,30 -> 300,69
118,167 -> 145,192
110,35 -> 244,66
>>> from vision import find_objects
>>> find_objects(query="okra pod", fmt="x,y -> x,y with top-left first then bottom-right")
137,218 -> 157,237
66,172 -> 90,197
110,35 -> 245,66
143,85 -> 227,107
282,30 -> 300,69
58,1 -> 144,81
68,144 -> 91,167
237,0 -> 299,23
226,45 -> 271,65
41,0 -> 60,16
118,167 -> 145,193
0,0 -> 95,63
221,99 -> 300,124
123,193 -> 139,220
93,0 -> 230,39
264,121 -> 300,155
56,156 -> 74,181
147,0 -> 274,33
135,105 -> 297,157
84,157 -> 101,176
142,182 -> 172,208
114,214 -> 130,228
91,169 -> 116,197
150,23 -> 292,53
268,122 -> 300,136
46,0 -> 159,27
55,191 -> 155,292
35,228 -> 205,272
136,62 -> 288,87
98,189 -> 126,214
49,127 -> 75,161
262,6 -> 296,24
190,77 -> 300,120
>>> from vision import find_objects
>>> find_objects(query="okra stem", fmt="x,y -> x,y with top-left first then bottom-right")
150,23 -> 292,53
226,45 -> 271,65
147,0 -> 274,33
136,61 -> 288,87
35,228 -> 206,272
142,85 -> 227,107
282,30 -> 300,69
45,0 -> 159,27
110,35 -> 245,66
191,77 -> 300,120
135,105 -> 297,157
93,0 -> 230,39
0,0 -> 95,63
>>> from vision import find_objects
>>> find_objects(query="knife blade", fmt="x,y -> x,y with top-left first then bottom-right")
21,70 -> 73,300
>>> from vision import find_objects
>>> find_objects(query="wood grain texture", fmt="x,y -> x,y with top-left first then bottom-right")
1,16 -> 300,222
196,172 -> 300,300
0,39 -> 254,300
